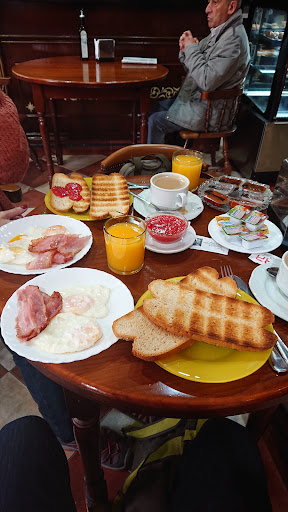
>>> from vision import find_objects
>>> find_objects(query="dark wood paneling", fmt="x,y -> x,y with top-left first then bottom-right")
0,1 -> 208,147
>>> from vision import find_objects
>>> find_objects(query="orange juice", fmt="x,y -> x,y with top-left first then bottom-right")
104,218 -> 146,275
172,151 -> 203,191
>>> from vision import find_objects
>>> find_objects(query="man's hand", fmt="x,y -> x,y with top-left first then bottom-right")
0,205 -> 28,226
179,30 -> 199,51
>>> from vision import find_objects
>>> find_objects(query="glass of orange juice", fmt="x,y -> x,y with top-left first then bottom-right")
103,215 -> 147,275
172,149 -> 203,192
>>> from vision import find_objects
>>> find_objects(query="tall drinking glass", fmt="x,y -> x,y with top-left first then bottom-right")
172,149 -> 203,192
104,215 -> 146,275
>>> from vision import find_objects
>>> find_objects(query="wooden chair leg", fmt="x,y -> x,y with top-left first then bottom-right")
28,143 -> 42,171
222,136 -> 232,175
48,99 -> 63,165
211,148 -> 217,167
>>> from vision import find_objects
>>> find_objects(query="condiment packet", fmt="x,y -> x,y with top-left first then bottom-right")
228,205 -> 251,224
249,253 -> 282,265
190,235 -> 229,255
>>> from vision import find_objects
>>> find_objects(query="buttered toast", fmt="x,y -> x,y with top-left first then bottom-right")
112,307 -> 194,361
51,173 -> 90,213
143,279 -> 277,352
90,173 -> 130,220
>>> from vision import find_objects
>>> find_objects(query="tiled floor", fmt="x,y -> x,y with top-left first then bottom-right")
0,146 -> 287,510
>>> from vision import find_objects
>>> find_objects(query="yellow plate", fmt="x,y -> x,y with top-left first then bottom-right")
45,178 -> 133,221
136,276 -> 273,384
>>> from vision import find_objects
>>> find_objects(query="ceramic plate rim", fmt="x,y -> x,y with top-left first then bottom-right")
136,277 -> 272,383
249,263 -> 288,322
208,218 -> 283,254
133,189 -> 203,221
1,267 -> 135,363
0,214 -> 92,274
145,225 -> 196,254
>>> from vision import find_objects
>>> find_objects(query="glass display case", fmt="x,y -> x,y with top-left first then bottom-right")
245,6 -> 288,120
229,1 -> 288,179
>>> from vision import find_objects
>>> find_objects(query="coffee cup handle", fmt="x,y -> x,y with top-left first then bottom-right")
176,193 -> 188,208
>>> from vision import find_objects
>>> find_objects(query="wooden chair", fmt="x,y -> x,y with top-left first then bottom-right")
179,84 -> 243,175
100,143 -> 209,174
0,76 -> 42,171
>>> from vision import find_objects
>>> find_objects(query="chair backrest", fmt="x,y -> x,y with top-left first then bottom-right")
201,84 -> 243,133
100,144 -> 185,173
0,76 -> 11,94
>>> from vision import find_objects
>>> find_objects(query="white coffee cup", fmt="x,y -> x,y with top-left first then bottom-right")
276,250 -> 288,298
150,172 -> 190,210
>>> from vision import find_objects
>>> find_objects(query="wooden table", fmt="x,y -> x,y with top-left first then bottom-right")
2,176 -> 288,510
12,57 -> 168,186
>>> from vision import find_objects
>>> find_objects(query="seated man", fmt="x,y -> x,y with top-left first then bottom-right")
148,0 -> 250,144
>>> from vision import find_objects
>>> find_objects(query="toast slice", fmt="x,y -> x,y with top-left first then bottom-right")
51,173 -> 90,213
112,306 -> 194,361
90,173 -> 130,220
181,267 -> 237,298
143,280 -> 277,352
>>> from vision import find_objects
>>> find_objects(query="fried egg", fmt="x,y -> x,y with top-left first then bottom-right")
0,225 -> 68,265
32,285 -> 110,354
33,312 -> 102,353
60,285 -> 110,318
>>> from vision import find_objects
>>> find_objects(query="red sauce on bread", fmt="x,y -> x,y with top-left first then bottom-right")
52,182 -> 83,201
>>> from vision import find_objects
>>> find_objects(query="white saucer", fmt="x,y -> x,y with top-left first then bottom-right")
249,263 -> 288,322
133,189 -> 203,221
208,218 -> 283,254
145,225 -> 196,254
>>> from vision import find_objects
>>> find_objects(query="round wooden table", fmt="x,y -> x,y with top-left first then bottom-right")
2,175 -> 287,510
12,57 -> 169,185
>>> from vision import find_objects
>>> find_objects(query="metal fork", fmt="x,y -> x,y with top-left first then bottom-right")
220,265 -> 234,280
220,265 -> 288,372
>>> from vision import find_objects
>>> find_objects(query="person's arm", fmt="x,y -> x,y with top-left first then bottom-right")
182,30 -> 242,91
0,205 -> 27,226
179,30 -> 199,70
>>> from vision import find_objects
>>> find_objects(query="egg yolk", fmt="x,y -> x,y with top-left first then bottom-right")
9,234 -> 26,243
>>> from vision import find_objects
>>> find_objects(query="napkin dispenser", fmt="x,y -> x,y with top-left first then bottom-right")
267,158 -> 288,250
94,39 -> 115,61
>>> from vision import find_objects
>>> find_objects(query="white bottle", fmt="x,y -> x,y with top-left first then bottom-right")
79,9 -> 88,60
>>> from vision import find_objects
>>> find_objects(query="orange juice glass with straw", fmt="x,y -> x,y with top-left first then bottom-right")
104,215 -> 147,275
172,150 -> 203,192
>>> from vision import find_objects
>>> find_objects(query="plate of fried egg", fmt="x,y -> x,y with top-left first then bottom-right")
0,214 -> 92,274
1,267 -> 134,363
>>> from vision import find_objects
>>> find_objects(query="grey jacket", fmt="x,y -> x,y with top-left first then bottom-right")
166,9 -> 250,132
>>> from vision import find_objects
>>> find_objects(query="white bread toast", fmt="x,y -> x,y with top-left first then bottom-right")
51,173 -> 90,213
90,173 -> 130,220
143,279 -> 277,352
181,267 -> 237,298
112,306 -> 194,361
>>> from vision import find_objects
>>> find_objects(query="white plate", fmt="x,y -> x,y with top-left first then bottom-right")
249,263 -> 288,322
133,189 -> 203,221
0,214 -> 92,274
1,268 -> 134,363
208,218 -> 283,254
145,225 -> 196,254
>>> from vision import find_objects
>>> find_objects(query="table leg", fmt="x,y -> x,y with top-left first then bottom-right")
32,84 -> 55,187
64,390 -> 110,512
139,86 -> 150,144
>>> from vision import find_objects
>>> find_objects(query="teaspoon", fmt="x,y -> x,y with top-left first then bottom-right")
266,267 -> 279,278
269,348 -> 288,373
